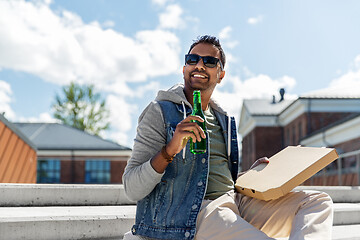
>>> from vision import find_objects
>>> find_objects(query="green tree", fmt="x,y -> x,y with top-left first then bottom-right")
53,82 -> 110,136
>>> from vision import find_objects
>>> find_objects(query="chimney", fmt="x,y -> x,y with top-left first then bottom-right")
279,88 -> 285,102
272,95 -> 276,104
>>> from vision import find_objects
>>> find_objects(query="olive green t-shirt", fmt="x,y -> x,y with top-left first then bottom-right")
203,106 -> 234,200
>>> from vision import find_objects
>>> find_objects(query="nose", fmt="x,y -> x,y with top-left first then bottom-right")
194,58 -> 206,70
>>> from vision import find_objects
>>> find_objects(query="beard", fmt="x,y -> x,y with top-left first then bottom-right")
184,70 -> 212,91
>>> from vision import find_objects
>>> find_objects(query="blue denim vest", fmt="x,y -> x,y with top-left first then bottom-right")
131,101 -> 239,240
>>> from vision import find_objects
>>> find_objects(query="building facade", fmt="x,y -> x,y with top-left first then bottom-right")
239,91 -> 360,186
0,114 -> 37,183
14,123 -> 131,184
301,113 -> 360,186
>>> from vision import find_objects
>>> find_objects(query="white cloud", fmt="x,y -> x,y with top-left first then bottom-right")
184,16 -> 200,32
0,0 -> 182,145
213,73 -> 297,122
135,81 -> 161,97
219,26 -> 232,39
106,94 -> 137,146
305,54 -> 360,97
336,69 -> 342,75
306,71 -> 360,97
0,0 -> 181,86
217,26 -> 239,68
135,30 -> 181,77
158,4 -> 184,29
102,20 -> 115,28
354,55 -> 360,69
40,0 -> 53,5
0,80 -> 16,120
152,0 -> 170,7
247,15 -> 263,25
219,26 -> 239,50
242,66 -> 256,78
330,72 -> 360,91
0,80 -> 57,123
18,112 -> 58,123
225,41 -> 239,49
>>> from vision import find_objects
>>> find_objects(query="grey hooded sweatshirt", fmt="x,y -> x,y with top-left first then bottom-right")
122,83 -> 231,202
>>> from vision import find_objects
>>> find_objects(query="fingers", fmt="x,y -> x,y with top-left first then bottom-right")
177,116 -> 206,141
177,122 -> 205,141
175,124 -> 203,143
167,115 -> 206,155
184,115 -> 204,122
181,136 -> 190,148
256,157 -> 269,163
250,157 -> 269,169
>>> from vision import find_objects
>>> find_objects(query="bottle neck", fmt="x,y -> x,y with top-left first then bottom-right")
193,91 -> 202,112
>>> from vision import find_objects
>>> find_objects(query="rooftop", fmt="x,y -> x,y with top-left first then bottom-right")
0,114 -> 36,151
14,122 -> 131,151
301,88 -> 360,99
243,99 -> 294,116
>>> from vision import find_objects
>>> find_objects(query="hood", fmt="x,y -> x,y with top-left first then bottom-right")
155,83 -> 191,108
155,83 -> 228,115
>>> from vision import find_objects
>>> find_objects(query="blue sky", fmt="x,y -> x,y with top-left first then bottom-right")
1,0 -> 360,148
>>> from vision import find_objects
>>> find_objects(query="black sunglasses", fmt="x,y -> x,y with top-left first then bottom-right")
185,54 -> 223,70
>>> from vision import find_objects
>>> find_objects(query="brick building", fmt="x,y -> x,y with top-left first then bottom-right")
14,123 -> 131,184
301,113 -> 360,185
238,90 -> 360,185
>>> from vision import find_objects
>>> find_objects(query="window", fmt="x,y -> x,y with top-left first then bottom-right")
85,160 -> 111,184
37,159 -> 61,183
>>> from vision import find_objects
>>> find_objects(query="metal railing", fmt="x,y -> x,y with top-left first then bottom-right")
337,149 -> 360,186
310,149 -> 360,186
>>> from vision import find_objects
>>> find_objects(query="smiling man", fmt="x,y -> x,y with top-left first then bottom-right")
122,35 -> 333,240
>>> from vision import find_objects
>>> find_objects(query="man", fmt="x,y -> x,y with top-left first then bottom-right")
123,35 -> 333,240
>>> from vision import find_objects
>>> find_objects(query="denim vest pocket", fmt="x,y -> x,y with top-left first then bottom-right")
152,180 -> 168,224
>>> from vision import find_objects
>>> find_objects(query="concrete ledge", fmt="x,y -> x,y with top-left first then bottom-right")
0,184 -> 135,206
332,224 -> 360,240
0,204 -> 359,239
2,184 -> 359,207
278,224 -> 360,240
333,203 -> 360,225
1,185 -> 359,240
295,186 -> 360,203
0,206 -> 136,240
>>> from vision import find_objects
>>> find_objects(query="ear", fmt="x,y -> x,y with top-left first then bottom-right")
217,70 -> 225,83
183,66 -> 185,74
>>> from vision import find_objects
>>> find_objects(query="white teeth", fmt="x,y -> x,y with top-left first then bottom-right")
193,74 -> 206,78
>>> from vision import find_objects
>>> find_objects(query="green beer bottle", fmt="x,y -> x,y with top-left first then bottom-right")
190,90 -> 207,154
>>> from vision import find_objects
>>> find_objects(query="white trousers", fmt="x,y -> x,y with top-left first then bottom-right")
195,190 -> 333,240
123,190 -> 333,240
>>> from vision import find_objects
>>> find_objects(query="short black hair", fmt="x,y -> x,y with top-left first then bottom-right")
188,35 -> 226,69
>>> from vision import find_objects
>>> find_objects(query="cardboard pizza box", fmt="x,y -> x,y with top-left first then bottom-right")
235,146 -> 338,201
